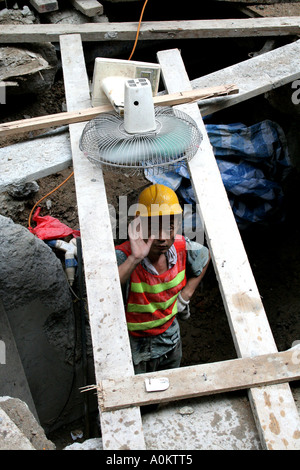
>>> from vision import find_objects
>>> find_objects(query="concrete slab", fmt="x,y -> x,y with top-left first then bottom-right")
0,397 -> 55,450
0,127 -> 72,193
141,383 -> 300,450
142,393 -> 262,450
63,384 -> 300,450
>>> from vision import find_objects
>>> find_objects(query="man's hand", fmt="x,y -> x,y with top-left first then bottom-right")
177,291 -> 191,320
118,217 -> 154,285
179,254 -> 211,302
128,217 -> 155,263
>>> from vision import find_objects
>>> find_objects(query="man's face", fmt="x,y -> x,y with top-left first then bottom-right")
141,215 -> 180,255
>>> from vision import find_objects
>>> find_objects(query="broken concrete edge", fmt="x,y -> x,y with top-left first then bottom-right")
0,396 -> 56,450
0,126 -> 72,194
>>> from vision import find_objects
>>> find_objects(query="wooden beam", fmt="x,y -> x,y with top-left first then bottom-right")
29,0 -> 58,13
95,347 -> 300,412
59,33 -> 145,450
154,84 -> 239,106
0,17 -> 299,43
0,84 -> 238,137
69,0 -> 104,17
157,48 -> 300,451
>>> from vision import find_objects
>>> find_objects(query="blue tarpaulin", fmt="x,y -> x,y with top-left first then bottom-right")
145,120 -> 291,229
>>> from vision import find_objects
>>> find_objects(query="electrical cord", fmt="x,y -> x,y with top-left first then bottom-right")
128,0 -> 149,61
28,170 -> 74,229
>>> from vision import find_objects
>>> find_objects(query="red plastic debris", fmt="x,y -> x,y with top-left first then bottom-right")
28,207 -> 80,240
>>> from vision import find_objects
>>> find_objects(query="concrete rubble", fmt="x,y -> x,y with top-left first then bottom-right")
0,1 -> 108,95
0,396 -> 55,450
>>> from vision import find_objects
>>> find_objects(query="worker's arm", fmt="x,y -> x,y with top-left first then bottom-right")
118,253 -> 142,285
180,252 -> 211,302
118,217 -> 154,285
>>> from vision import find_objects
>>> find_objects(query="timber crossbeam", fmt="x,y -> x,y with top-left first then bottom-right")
0,17 -> 299,43
0,84 -> 238,137
84,346 -> 300,412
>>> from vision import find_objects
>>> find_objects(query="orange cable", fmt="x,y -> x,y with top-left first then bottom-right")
128,0 -> 149,61
28,171 -> 74,228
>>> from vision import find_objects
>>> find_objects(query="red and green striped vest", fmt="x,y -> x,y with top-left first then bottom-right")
116,235 -> 186,337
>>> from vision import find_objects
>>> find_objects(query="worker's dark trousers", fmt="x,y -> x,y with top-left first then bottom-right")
134,339 -> 182,375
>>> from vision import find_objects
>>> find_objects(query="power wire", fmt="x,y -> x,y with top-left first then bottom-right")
128,0 -> 149,61
28,170 -> 74,229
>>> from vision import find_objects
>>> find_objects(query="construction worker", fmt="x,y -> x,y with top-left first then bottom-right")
115,184 -> 210,374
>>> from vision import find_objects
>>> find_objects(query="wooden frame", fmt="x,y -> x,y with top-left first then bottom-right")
2,31 -> 299,450
0,17 -> 300,43
156,48 -> 300,450
59,36 -> 299,449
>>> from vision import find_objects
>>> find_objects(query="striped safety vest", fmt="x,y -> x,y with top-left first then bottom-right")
116,235 -> 187,337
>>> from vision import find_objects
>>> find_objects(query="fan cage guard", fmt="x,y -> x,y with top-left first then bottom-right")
79,107 -> 202,175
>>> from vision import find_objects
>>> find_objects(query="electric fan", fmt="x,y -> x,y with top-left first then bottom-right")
79,77 -> 202,174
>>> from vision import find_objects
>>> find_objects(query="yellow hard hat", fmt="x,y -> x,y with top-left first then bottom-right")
136,184 -> 183,217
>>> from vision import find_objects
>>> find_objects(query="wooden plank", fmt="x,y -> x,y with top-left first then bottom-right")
69,0 -> 104,17
29,0 -> 58,13
0,84 -> 238,137
96,347 -> 300,412
0,17 -> 300,43
157,48 -> 300,451
193,38 -> 300,117
154,84 -> 239,105
59,33 -> 145,451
